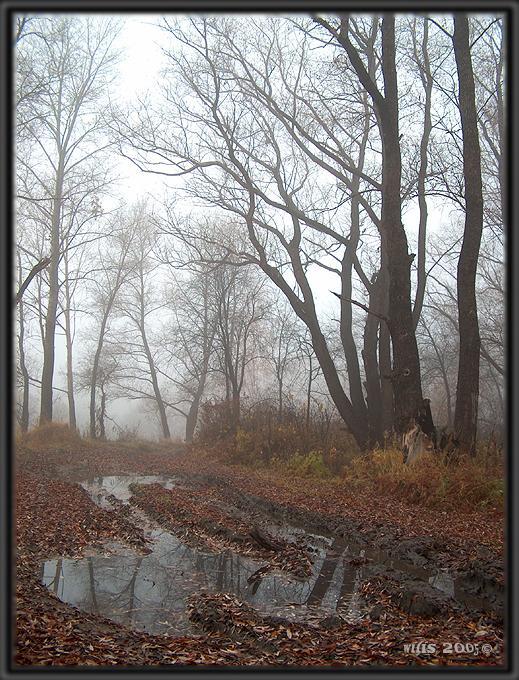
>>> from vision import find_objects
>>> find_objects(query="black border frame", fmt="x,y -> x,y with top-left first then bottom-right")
1,1 -> 517,677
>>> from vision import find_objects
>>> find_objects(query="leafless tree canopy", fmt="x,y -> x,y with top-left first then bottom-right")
15,13 -> 505,452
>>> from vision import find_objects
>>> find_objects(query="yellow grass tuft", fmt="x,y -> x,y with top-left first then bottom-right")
343,446 -> 504,511
17,422 -> 85,451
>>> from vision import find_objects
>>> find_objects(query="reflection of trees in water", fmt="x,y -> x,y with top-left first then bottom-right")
45,558 -> 63,596
81,475 -> 178,507
42,528 -> 365,634
87,557 -> 100,615
305,539 -> 361,614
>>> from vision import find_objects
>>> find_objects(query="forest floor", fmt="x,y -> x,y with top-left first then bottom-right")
14,436 -> 506,668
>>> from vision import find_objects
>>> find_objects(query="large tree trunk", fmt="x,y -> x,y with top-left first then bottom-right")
453,14 -> 484,454
379,17 -> 424,433
330,15 -> 425,435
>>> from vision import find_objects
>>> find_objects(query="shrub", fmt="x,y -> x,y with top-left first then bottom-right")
197,400 -> 235,443
285,450 -> 331,479
199,398 -> 359,471
116,425 -> 140,442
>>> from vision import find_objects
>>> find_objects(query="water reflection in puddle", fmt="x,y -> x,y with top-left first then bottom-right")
42,474 -> 477,636
42,529 -> 366,636
80,475 -> 177,509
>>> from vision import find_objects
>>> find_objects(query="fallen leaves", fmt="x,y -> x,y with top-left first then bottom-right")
13,441 -> 505,668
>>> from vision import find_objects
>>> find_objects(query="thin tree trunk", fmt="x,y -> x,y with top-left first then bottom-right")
340,199 -> 369,430
453,14 -> 484,454
412,19 -> 433,329
362,272 -> 383,444
133,262 -> 171,439
90,309 -> 110,439
17,263 -> 30,432
378,259 -> 394,435
140,327 -> 170,440
18,300 -> 30,432
339,102 -> 371,432
14,257 -> 50,307
63,254 -> 77,430
39,161 -> 64,425
277,375 -> 283,422
185,353 -> 211,443
99,387 -> 106,439
306,355 -> 313,432
421,320 -> 453,429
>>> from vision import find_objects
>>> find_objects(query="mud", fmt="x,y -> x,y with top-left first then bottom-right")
40,471 -> 502,639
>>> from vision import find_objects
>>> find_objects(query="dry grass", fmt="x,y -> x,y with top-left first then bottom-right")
114,437 -> 184,455
16,422 -> 87,452
343,446 -> 505,511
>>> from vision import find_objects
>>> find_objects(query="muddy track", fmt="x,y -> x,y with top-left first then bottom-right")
172,469 -> 505,619
15,445 -> 505,667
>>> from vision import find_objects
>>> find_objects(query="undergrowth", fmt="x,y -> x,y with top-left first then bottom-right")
343,446 -> 504,511
16,422 -> 87,452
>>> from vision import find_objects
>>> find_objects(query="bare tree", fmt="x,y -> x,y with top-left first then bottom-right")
15,16 -> 119,425
211,257 -> 268,433
112,17 -> 386,448
16,251 -> 31,431
115,208 -> 172,439
314,14 -> 426,435
87,213 -> 137,438
266,300 -> 301,422
160,266 -> 218,442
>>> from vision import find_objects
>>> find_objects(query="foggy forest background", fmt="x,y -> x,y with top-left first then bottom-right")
14,13 -> 505,455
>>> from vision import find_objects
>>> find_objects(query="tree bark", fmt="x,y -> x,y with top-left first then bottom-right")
377,259 -> 394,435
453,14 -> 484,454
140,325 -> 171,440
340,189 -> 369,433
185,396 -> 201,443
378,17 -> 424,433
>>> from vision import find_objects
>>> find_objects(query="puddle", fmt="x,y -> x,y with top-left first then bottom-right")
42,529 -> 366,636
80,475 -> 177,509
41,473 -> 495,636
